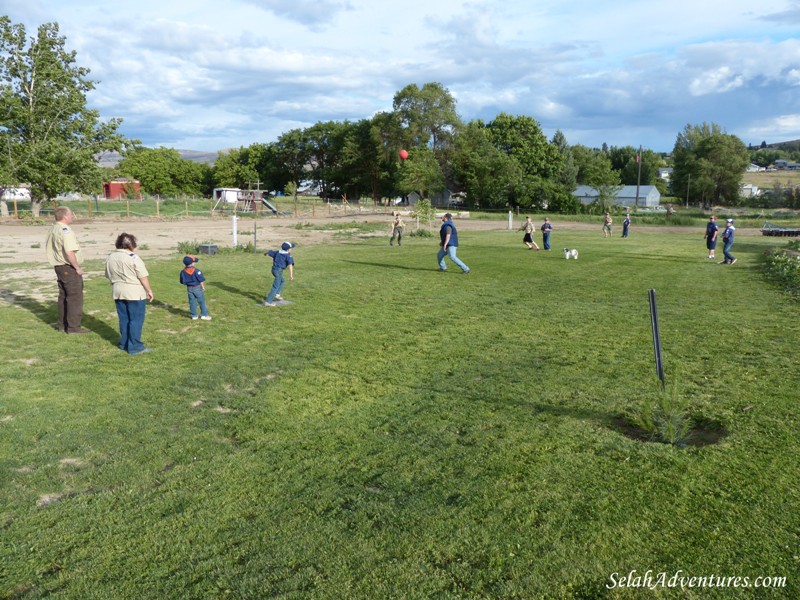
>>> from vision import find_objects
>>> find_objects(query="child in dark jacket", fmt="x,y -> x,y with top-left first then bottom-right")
262,242 -> 295,306
180,255 -> 211,320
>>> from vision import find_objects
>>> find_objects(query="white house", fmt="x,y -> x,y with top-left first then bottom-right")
740,183 -> 761,198
572,185 -> 661,208
657,167 -> 673,181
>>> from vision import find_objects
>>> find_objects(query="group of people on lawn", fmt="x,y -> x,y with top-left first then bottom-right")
44,207 -> 738,354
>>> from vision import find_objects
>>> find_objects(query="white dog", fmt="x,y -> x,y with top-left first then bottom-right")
563,248 -> 579,260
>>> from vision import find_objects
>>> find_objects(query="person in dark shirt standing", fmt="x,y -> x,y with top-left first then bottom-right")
437,213 -> 470,274
704,215 -> 719,260
262,242 -> 295,306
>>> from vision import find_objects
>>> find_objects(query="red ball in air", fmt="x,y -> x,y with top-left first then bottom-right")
399,149 -> 409,160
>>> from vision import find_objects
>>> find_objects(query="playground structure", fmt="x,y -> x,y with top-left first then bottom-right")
212,188 -> 277,215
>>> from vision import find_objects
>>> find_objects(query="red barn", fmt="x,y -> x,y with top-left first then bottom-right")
103,178 -> 142,200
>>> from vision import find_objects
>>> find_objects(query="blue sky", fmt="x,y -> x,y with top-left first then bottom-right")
5,0 -> 800,152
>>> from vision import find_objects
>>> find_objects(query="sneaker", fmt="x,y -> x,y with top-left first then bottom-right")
730,258 -> 737,265
200,315 -> 212,320
191,316 -> 199,320
130,347 -> 153,355
66,327 -> 91,334
274,295 -> 283,301
462,269 -> 471,274
260,301 -> 276,307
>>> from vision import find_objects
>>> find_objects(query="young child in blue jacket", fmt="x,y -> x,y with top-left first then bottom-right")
180,255 -> 211,320
262,242 -> 295,306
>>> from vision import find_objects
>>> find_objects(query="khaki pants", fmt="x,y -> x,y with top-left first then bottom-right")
54,265 -> 84,332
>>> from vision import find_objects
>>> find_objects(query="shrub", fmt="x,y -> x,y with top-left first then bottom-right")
629,378 -> 691,447
763,247 -> 800,298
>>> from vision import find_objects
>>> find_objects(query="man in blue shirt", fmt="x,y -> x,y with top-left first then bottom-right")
704,215 -> 719,259
262,242 -> 295,306
437,213 -> 470,274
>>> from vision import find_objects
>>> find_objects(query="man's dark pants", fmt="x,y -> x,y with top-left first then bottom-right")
54,265 -> 84,332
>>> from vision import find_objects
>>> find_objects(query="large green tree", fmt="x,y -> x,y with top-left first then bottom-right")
670,123 -> 749,207
451,119 -> 518,209
340,114 -> 399,203
0,18 -> 131,216
485,113 -> 562,208
392,82 -> 461,151
397,145 -> 445,201
117,147 -> 210,197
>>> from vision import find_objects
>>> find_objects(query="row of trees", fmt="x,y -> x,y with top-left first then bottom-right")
1,18 -> 759,216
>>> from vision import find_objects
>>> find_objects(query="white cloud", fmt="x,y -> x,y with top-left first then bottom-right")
4,0 -> 800,151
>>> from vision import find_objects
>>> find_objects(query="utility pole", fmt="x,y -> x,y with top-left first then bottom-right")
686,173 -> 691,208
635,145 -> 642,207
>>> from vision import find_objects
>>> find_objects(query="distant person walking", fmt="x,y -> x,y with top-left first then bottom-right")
603,212 -> 613,238
104,233 -> 154,354
704,215 -> 719,259
390,213 -> 405,246
520,216 -> 540,250
45,206 -> 88,334
541,217 -> 553,250
437,213 -> 470,274
720,218 -> 737,265
622,214 -> 631,238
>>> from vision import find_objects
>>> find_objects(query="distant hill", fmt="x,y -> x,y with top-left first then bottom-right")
758,139 -> 800,151
96,149 -> 220,168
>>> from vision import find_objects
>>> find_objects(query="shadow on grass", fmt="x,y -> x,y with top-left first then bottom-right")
611,415 -> 727,447
151,299 -> 190,318
3,291 -> 120,348
207,281 -> 262,302
341,259 -> 434,272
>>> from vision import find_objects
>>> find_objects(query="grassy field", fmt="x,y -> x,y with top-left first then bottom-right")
742,170 -> 800,190
1,224 -> 799,598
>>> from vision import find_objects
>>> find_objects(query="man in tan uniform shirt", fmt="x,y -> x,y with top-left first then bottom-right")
46,207 -> 88,333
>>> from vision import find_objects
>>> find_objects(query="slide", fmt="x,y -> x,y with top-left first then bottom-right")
261,198 -> 278,214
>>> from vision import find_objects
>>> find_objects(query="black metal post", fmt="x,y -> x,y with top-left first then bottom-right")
649,289 -> 666,391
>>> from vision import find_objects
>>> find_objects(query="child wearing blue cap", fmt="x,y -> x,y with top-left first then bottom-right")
180,255 -> 211,320
262,242 -> 295,307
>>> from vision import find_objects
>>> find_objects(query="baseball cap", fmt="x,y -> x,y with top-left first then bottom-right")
281,242 -> 295,250
443,213 -> 452,219
183,255 -> 198,266
726,218 -> 734,223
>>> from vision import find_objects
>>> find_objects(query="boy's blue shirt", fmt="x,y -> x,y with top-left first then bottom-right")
267,249 -> 295,270
180,266 -> 206,286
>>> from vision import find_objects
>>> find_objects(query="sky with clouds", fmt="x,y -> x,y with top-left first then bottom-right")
5,0 -> 800,152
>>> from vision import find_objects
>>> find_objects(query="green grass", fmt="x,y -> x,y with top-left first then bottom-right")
1,227 -> 798,598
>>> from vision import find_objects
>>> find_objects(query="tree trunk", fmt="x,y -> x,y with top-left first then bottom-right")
0,200 -> 8,217
31,199 -> 42,217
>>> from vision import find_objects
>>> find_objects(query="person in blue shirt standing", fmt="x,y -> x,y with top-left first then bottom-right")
180,255 -> 211,320
541,217 -> 553,250
437,213 -> 470,274
262,242 -> 295,306
704,215 -> 719,259
622,214 -> 631,238
720,219 -> 737,265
